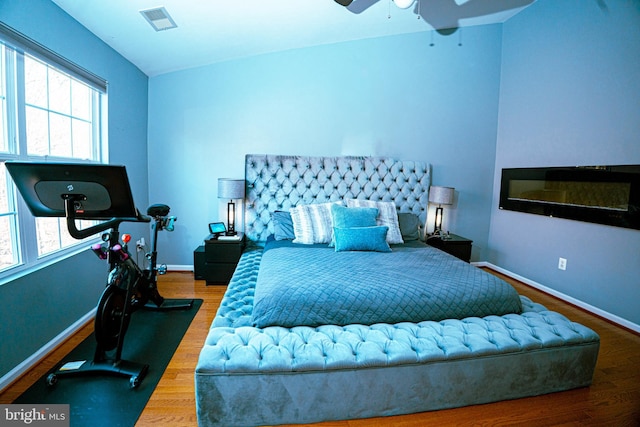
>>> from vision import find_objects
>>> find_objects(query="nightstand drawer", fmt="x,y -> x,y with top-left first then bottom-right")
195,233 -> 245,285
427,233 -> 473,262
204,241 -> 244,263
205,263 -> 238,285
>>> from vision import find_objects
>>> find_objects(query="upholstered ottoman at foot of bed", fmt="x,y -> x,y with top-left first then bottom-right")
195,339 -> 599,427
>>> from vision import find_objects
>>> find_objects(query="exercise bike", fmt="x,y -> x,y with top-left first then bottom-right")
5,162 -> 193,389
45,202 -> 193,388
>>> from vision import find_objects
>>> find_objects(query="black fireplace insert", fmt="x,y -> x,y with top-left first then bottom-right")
500,165 -> 640,230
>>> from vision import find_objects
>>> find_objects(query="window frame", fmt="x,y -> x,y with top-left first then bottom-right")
0,23 -> 108,282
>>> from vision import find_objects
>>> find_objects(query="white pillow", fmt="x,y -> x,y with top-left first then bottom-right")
289,202 -> 337,244
346,199 -> 404,244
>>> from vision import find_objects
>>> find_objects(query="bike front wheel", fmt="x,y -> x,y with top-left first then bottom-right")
94,285 -> 129,351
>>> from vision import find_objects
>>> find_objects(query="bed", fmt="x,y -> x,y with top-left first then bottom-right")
195,154 -> 600,426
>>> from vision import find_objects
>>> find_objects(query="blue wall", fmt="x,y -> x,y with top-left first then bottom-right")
0,0 -> 149,379
148,26 -> 504,264
489,0 -> 640,326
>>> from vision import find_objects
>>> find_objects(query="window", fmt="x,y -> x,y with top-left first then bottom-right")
0,25 -> 107,277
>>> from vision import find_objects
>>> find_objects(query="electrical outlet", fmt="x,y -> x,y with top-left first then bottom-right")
558,257 -> 567,270
136,237 -> 145,252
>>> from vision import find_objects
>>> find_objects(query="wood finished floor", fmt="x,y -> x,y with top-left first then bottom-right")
1,269 -> 639,426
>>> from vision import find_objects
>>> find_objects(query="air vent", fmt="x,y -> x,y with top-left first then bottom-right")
140,7 -> 177,32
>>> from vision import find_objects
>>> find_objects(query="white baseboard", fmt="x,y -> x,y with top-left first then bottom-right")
474,261 -> 640,334
167,264 -> 193,272
0,308 -> 96,392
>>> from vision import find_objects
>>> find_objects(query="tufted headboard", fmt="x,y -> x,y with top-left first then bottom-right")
244,154 -> 431,242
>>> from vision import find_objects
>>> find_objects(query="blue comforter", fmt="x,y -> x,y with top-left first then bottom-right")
251,240 -> 523,328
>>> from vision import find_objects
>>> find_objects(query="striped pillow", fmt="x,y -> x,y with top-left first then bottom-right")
289,202 -> 338,244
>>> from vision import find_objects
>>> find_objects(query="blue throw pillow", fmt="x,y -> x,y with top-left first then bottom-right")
333,226 -> 391,252
272,210 -> 295,240
329,204 -> 379,247
331,204 -> 378,228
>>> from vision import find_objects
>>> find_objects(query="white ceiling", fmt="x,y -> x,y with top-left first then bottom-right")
51,0 -> 535,77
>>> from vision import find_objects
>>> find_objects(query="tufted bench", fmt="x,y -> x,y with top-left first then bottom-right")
195,248 -> 600,426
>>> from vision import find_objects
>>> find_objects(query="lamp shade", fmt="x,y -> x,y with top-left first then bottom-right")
218,179 -> 245,200
428,186 -> 454,205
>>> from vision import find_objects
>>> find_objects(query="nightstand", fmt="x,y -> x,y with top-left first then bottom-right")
194,233 -> 245,285
427,233 -> 473,262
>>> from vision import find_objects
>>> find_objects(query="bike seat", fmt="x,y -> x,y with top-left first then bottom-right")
147,204 -> 170,217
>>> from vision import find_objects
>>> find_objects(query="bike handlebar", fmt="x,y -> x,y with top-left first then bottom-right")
64,197 -> 151,240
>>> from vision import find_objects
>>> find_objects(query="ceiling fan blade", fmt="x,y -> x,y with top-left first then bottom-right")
347,0 -> 380,14
334,0 -> 354,6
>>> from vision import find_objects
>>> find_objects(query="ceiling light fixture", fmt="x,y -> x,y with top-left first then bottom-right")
140,7 -> 177,32
393,0 -> 416,9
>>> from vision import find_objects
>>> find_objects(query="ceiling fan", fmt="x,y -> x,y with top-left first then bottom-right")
334,0 -> 415,14
334,0 -> 536,34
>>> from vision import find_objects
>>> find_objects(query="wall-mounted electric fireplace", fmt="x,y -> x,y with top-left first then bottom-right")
500,165 -> 640,230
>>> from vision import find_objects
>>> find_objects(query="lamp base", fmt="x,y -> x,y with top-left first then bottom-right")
226,200 -> 237,237
433,206 -> 444,235
427,230 -> 451,241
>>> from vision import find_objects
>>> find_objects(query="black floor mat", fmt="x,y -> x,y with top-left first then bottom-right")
14,299 -> 202,427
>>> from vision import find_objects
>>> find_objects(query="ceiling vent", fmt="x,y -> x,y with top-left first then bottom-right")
140,7 -> 177,32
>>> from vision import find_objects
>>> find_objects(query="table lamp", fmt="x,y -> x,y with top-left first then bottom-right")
428,186 -> 454,236
217,178 -> 245,236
